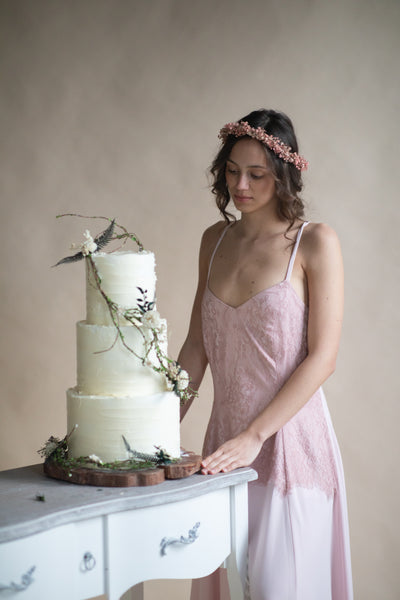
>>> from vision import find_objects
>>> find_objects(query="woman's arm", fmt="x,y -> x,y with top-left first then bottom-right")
201,223 -> 344,473
178,222 -> 225,420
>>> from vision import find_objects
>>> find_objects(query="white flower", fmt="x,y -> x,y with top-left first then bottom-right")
88,454 -> 103,465
157,327 -> 168,345
168,362 -> 180,380
82,241 -> 97,255
142,309 -> 163,330
81,230 -> 97,255
177,369 -> 190,391
166,379 -> 175,391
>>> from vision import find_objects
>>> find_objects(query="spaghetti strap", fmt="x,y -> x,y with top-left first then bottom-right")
207,222 -> 234,282
284,221 -> 310,282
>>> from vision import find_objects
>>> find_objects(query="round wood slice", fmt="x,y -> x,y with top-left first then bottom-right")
163,453 -> 202,479
43,451 -> 202,487
44,460 -> 165,487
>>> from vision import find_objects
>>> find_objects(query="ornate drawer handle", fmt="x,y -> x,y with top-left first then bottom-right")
82,552 -> 96,571
0,566 -> 36,592
160,522 -> 200,556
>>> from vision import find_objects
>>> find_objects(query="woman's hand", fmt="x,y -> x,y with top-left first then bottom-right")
200,429 -> 263,475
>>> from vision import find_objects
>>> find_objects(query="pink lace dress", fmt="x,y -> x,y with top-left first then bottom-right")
191,222 -> 353,600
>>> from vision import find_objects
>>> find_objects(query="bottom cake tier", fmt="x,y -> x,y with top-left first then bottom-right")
67,388 -> 181,462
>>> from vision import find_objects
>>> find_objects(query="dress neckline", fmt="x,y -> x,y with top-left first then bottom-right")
206,221 -> 310,310
206,279 -> 308,310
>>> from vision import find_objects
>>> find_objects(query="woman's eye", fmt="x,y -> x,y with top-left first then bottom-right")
225,168 -> 264,179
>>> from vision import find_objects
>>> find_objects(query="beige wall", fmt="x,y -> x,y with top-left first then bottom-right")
1,1 -> 399,598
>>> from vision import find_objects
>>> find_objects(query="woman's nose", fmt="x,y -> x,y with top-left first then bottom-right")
237,172 -> 249,190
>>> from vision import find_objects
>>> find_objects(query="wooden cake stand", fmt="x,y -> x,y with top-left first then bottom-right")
43,452 -> 202,487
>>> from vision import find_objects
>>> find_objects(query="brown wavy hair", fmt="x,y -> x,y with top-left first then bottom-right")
210,109 -> 306,228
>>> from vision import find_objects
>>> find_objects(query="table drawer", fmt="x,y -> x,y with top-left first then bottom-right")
106,488 -> 231,600
0,519 -> 104,600
0,524 -> 76,600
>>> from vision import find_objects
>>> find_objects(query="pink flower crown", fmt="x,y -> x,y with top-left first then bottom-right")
218,121 -> 309,171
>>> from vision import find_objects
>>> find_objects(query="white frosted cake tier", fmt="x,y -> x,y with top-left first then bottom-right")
76,321 -> 167,396
86,250 -> 156,326
67,389 -> 181,461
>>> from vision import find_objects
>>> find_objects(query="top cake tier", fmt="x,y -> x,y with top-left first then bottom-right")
86,250 -> 156,326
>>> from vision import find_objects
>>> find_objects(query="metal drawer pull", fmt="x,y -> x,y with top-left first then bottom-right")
82,552 -> 96,571
0,566 -> 36,591
160,522 -> 200,556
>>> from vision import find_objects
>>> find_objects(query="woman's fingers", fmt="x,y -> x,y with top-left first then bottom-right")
201,430 -> 263,474
201,445 -> 236,474
201,448 -> 228,474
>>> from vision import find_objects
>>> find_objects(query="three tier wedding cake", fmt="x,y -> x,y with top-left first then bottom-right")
51,217 -> 190,466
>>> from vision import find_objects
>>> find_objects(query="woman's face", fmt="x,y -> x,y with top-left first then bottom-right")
225,138 -> 277,216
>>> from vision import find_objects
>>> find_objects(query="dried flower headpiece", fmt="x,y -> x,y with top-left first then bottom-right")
218,121 -> 309,171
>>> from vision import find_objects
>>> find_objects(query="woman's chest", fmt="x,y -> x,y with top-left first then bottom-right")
208,243 -> 292,308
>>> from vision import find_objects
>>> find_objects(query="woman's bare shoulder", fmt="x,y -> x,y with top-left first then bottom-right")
200,220 -> 229,253
302,222 -> 340,246
301,222 -> 342,266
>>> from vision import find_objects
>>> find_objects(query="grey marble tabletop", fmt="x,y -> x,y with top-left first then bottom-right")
0,464 -> 257,543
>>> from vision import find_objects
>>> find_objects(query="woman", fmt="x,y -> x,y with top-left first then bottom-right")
178,109 -> 353,600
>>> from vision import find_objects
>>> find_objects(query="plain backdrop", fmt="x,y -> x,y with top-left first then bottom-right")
0,1 -> 399,599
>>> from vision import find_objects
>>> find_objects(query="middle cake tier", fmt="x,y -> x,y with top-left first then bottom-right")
76,320 -> 168,396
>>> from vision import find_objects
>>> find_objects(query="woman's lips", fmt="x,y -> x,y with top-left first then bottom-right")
234,195 -> 252,202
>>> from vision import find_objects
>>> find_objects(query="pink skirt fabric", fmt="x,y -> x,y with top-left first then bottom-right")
191,484 -> 347,600
190,393 -> 353,600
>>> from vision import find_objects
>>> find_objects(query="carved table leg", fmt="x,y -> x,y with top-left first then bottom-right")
226,483 -> 249,600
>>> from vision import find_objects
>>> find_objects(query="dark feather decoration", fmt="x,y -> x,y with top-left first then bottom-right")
53,219 -> 116,267
53,250 -> 85,267
94,218 -> 115,250
122,435 -> 173,465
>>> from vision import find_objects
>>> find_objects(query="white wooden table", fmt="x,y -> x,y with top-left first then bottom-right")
0,464 -> 257,599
